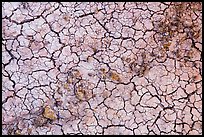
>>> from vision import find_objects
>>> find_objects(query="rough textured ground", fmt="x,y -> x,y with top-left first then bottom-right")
2,2 -> 202,135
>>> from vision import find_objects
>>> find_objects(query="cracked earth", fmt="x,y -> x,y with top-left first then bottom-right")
2,2 -> 202,135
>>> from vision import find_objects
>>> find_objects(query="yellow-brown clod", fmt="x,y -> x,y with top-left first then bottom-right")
43,106 -> 57,120
109,72 -> 121,82
76,89 -> 85,100
163,42 -> 171,50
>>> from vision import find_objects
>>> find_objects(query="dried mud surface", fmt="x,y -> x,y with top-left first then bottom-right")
2,2 -> 202,135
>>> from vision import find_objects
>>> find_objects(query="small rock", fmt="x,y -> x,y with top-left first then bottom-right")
15,129 -> 21,135
27,128 -> 32,135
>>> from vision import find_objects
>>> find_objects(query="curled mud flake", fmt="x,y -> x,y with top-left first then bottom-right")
43,106 -> 57,121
